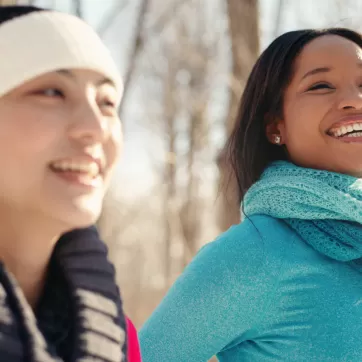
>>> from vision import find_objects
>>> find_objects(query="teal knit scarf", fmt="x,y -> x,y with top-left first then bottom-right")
243,161 -> 362,261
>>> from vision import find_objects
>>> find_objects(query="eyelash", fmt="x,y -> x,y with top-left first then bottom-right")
36,88 -> 64,98
307,82 -> 334,91
101,100 -> 116,108
35,88 -> 117,108
307,82 -> 362,92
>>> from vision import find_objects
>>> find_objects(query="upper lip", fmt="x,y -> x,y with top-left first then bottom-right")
49,154 -> 106,174
328,114 -> 362,133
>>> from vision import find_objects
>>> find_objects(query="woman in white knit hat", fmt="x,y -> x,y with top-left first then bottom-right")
0,5 -> 140,362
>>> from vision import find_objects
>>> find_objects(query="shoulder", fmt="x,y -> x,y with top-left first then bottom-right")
193,215 -> 295,276
194,214 -> 328,292
160,215 -> 296,317
139,216 -> 305,361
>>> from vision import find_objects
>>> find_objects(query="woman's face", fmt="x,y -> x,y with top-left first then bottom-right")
0,69 -> 122,229
271,34 -> 362,176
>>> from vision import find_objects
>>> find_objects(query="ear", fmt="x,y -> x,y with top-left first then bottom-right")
265,119 -> 286,145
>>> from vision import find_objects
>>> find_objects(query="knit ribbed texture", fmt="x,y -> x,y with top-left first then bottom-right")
0,11 -> 122,97
244,160 -> 362,261
0,226 -> 127,362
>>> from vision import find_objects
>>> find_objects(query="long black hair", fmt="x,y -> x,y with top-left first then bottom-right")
226,28 -> 362,203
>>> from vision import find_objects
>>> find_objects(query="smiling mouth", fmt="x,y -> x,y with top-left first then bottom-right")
49,160 -> 103,187
328,122 -> 362,139
50,160 -> 100,176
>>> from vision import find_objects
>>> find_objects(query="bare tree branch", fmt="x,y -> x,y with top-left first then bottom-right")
217,0 -> 260,231
118,0 -> 196,119
118,0 -> 150,117
273,0 -> 285,38
148,0 -> 194,35
72,0 -> 83,19
97,0 -> 129,37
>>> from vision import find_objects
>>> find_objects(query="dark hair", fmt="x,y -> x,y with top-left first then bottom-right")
226,28 -> 362,203
0,5 -> 45,25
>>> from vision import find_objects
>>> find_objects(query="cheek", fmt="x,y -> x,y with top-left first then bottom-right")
109,123 -> 123,162
0,109 -> 64,165
103,139 -> 122,189
283,97 -> 331,140
282,97 -> 334,167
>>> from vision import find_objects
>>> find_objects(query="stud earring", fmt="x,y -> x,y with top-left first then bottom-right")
274,135 -> 281,145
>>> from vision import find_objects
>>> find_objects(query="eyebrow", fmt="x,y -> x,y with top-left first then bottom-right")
56,69 -> 116,88
301,63 -> 362,80
301,67 -> 331,80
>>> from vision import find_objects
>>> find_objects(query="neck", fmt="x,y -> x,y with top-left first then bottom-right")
0,212 -> 63,308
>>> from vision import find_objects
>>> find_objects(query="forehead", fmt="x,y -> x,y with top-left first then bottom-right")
293,35 -> 362,76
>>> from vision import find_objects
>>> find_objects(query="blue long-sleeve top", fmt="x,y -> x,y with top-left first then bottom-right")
139,215 -> 362,361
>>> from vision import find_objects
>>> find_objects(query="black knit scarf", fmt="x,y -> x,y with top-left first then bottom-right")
0,226 -> 127,362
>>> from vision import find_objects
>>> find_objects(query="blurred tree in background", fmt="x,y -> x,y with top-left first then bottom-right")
9,0 -> 362,333
216,0 -> 259,232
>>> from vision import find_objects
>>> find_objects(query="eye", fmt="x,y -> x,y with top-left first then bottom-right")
101,99 -> 116,108
307,82 -> 334,91
99,98 -> 118,114
35,88 -> 64,98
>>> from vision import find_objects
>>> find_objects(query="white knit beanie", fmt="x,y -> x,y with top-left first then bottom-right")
0,10 -> 122,96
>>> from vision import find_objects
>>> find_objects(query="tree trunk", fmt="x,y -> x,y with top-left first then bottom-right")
180,111 -> 203,267
274,0 -> 285,38
217,0 -> 259,231
118,0 -> 150,119
0,0 -> 18,4
162,55 -> 178,286
72,0 -> 83,19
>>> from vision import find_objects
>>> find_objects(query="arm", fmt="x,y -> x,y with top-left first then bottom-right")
139,225 -> 280,362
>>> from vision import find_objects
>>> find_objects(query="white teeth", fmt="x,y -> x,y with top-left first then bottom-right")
330,122 -> 362,137
51,161 -> 100,177
347,131 -> 362,137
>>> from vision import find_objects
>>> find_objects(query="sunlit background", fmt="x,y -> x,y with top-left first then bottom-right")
5,0 -> 362,335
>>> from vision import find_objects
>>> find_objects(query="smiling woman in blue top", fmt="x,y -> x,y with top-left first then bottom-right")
139,28 -> 362,361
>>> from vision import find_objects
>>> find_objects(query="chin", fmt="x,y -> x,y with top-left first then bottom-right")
54,199 -> 103,232
328,159 -> 362,178
60,211 -> 101,233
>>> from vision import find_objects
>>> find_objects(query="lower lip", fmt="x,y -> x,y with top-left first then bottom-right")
332,135 -> 362,143
50,169 -> 102,188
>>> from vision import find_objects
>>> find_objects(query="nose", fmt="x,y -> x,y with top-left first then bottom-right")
338,86 -> 362,110
68,100 -> 109,144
